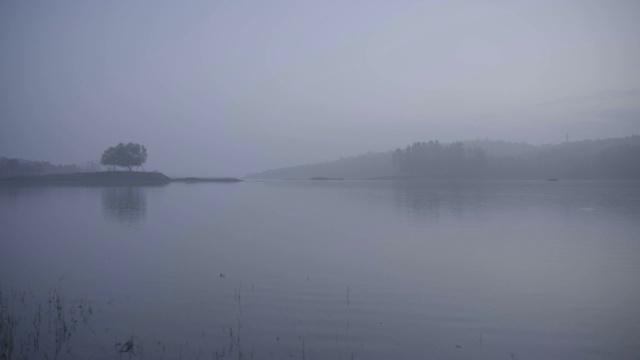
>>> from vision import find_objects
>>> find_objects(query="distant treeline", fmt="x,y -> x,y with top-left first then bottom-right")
392,141 -> 486,178
485,140 -> 640,179
246,135 -> 640,180
392,139 -> 640,179
0,157 -> 99,178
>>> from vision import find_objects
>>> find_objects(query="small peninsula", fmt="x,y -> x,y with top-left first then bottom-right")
0,172 -> 243,186
1,143 -> 242,186
0,171 -> 172,185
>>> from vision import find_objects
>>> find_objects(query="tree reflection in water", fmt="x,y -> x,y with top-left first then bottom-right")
101,187 -> 146,225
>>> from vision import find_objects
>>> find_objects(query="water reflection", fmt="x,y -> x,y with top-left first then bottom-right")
101,187 -> 146,225
2,181 -> 640,359
393,180 -> 486,219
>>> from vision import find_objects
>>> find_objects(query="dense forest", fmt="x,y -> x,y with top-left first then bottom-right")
246,135 -> 640,180
392,141 -> 486,178
392,138 -> 640,179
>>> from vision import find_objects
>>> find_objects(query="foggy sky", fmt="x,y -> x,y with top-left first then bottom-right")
1,0 -> 639,176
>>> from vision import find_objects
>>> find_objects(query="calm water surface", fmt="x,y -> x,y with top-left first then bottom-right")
1,180 -> 639,359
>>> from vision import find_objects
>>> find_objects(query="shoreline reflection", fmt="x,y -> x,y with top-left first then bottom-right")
101,186 -> 146,225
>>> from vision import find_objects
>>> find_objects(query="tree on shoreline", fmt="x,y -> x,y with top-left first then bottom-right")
100,143 -> 148,171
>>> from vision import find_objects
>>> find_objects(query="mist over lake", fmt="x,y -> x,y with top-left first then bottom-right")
2,1 -> 640,359
1,180 -> 639,359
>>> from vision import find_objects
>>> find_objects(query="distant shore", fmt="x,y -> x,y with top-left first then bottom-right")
0,172 -> 242,186
171,177 -> 242,183
308,176 -> 343,181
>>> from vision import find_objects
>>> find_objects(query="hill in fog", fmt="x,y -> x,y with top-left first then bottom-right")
245,151 -> 396,180
245,135 -> 640,180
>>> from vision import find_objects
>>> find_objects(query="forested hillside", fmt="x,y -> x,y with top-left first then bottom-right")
246,136 -> 640,180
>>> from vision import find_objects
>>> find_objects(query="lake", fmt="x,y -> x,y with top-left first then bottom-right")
1,180 -> 639,359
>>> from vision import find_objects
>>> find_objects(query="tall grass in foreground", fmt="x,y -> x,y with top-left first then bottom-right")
0,284 -> 254,360
1,283 -> 521,360
0,285 -> 100,360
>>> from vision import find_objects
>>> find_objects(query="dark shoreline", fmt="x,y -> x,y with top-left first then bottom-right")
0,172 -> 242,186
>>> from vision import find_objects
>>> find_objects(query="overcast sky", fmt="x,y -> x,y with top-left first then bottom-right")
1,0 -> 639,176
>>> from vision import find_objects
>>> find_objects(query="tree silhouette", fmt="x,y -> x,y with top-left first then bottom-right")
100,143 -> 148,171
